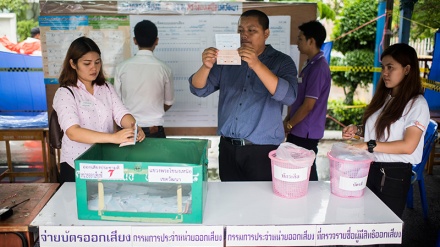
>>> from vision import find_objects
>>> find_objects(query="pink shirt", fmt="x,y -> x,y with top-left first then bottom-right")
53,80 -> 130,168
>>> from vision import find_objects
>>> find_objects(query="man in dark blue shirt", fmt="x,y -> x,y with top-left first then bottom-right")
189,9 -> 298,181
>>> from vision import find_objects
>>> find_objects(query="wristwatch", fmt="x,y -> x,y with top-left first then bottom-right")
286,121 -> 293,130
367,140 -> 376,153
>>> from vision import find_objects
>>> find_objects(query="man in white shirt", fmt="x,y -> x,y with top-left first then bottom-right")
114,20 -> 174,138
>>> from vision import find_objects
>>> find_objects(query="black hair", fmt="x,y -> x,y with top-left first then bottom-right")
363,43 -> 422,140
59,36 -> 106,87
240,9 -> 269,30
30,27 -> 40,38
298,20 -> 327,49
134,20 -> 158,48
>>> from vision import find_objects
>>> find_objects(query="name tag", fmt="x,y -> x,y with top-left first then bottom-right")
81,101 -> 93,107
298,77 -> 303,83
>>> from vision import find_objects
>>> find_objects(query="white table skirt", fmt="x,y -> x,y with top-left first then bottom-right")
31,181 -> 402,246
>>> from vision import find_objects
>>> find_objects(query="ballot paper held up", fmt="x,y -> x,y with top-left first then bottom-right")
215,33 -> 241,65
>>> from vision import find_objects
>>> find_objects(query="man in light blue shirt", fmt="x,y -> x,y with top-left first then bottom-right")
189,10 -> 298,181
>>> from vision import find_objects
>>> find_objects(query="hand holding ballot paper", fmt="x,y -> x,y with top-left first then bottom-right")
119,122 -> 139,147
189,9 -> 298,182
215,34 -> 241,65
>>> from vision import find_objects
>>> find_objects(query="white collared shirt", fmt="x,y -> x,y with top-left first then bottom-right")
365,94 -> 430,164
114,50 -> 174,127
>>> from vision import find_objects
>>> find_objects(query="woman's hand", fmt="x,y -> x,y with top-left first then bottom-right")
113,123 -> 145,145
127,122 -> 145,143
113,128 -> 136,144
352,142 -> 368,151
342,124 -> 357,140
136,125 -> 145,142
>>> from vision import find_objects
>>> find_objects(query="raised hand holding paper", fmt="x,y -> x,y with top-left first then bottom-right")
215,33 -> 241,65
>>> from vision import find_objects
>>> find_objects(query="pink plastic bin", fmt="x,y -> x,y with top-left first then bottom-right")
269,149 -> 315,198
327,152 -> 373,198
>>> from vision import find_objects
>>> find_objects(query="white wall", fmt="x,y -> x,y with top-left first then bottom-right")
0,13 -> 17,47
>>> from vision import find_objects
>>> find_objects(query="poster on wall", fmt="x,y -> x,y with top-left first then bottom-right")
39,15 -> 131,85
39,11 -> 291,127
129,15 -> 291,127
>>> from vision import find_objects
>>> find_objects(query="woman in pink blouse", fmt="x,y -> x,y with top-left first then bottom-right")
53,36 -> 145,183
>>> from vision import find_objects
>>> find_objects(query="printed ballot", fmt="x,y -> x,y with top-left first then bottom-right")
215,33 -> 241,65
119,123 -> 138,147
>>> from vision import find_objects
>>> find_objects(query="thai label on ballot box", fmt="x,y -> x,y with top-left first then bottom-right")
74,138 -> 209,224
38,225 -> 224,247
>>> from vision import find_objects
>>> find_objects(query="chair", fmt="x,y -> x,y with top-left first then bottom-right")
437,229 -> 440,247
47,109 -> 65,183
406,119 -> 438,219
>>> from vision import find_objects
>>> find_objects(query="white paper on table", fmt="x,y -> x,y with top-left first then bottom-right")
215,33 -> 241,65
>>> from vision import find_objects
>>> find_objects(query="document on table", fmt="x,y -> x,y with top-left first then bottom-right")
215,33 -> 241,65
119,123 -> 138,147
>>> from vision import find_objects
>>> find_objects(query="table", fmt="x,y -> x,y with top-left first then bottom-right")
31,182 -> 402,246
0,128 -> 50,182
0,183 -> 58,247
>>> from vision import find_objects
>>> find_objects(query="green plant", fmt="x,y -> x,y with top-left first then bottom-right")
332,0 -> 377,53
316,1 -> 336,20
326,99 -> 367,130
0,0 -> 27,18
330,0 -> 377,105
410,0 -> 440,40
342,49 -> 375,105
330,51 -> 374,105
271,0 -> 336,21
330,54 -> 347,100
1,0 -> 40,41
17,19 -> 39,42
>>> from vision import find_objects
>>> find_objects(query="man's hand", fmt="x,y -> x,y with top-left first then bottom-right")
202,47 -> 218,69
238,46 -> 261,70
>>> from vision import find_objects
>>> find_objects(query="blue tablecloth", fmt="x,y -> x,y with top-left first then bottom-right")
0,112 -> 48,128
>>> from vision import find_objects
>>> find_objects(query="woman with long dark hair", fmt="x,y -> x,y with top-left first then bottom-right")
53,36 -> 145,183
342,43 -> 430,218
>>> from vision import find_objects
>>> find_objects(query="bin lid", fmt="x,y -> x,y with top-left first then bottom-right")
329,142 -> 374,162
273,142 -> 315,162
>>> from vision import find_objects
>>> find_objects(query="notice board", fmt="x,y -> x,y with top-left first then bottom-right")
40,1 -> 317,136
